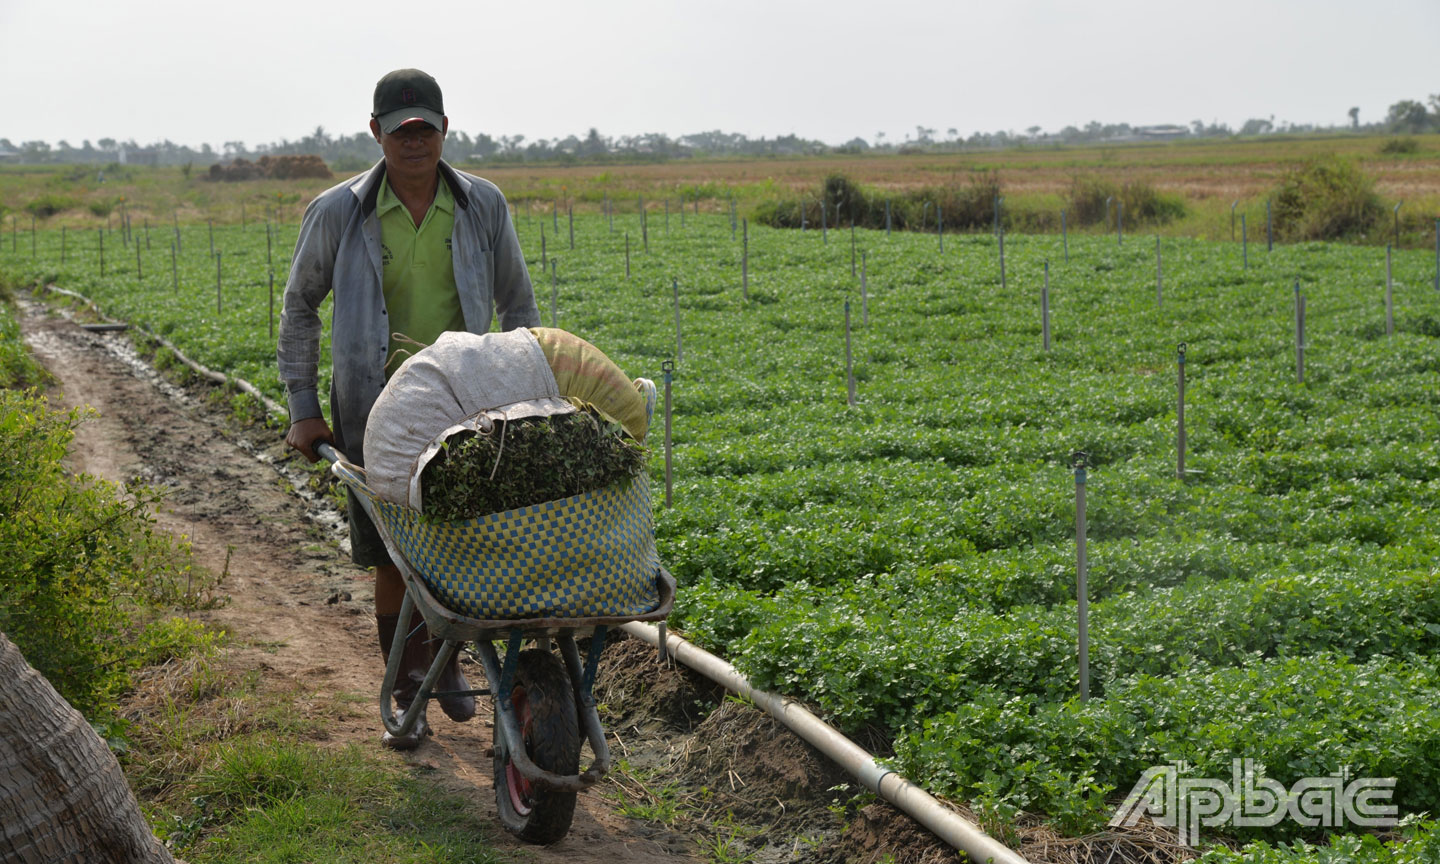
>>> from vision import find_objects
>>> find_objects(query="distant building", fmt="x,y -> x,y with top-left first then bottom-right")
1135,125 -> 1190,140
0,149 -> 18,163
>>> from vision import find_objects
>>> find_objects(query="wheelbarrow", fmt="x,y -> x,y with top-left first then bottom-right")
317,441 -> 675,844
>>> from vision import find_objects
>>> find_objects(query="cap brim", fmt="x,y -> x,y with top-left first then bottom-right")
376,107 -> 444,134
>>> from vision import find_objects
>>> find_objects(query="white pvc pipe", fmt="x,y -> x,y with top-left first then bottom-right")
620,621 -> 1029,864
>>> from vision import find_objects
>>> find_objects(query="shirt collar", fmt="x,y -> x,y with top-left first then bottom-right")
376,172 -> 453,218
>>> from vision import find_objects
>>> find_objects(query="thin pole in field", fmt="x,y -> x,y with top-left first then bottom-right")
1393,201 -> 1403,247
1295,283 -> 1305,383
266,221 -> 272,267
144,218 -> 150,250
993,195 -> 1000,237
135,237 -> 141,280
1176,343 -> 1186,479
678,194 -> 684,229
1042,260 -> 1051,352
1266,198 -> 1273,252
568,205 -> 574,251
844,299 -> 856,408
1156,235 -> 1163,310
541,228 -> 547,271
885,199 -> 891,236
1074,450 -> 1090,703
730,197 -> 737,241
171,241 -> 177,292
173,212 -> 181,255
120,200 -> 128,246
215,252 -> 222,313
1231,200 -> 1239,241
552,198 -> 558,233
662,360 -> 674,508
1242,215 -> 1248,270
1062,209 -> 1069,262
672,278 -> 682,363
800,200 -> 806,232
860,250 -> 869,326
1386,245 -> 1394,337
850,221 -> 857,277
607,193 -> 614,233
742,218 -> 749,300
625,232 -> 631,279
550,257 -> 558,328
269,271 -> 275,338
999,229 -> 1007,290
694,196 -> 698,215
98,229 -> 104,276
1105,196 -> 1113,233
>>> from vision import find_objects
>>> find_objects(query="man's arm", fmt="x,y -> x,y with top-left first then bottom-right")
277,195 -> 341,460
488,191 -> 541,330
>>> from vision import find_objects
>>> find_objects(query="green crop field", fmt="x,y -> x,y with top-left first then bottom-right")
4,204 -> 1440,859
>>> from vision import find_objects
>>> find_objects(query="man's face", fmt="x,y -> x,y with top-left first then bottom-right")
371,117 -> 447,184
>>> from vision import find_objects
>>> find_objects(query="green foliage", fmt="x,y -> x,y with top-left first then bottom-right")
1198,816 -> 1440,863
1068,175 -> 1187,227
24,193 -> 78,219
421,405 -> 646,521
0,289 -> 48,389
756,171 -> 1003,233
1271,157 -> 1385,241
87,197 -> 118,217
1379,137 -> 1420,155
0,389 -> 201,716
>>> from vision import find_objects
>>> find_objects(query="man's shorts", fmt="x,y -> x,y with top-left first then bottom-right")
347,488 -> 394,569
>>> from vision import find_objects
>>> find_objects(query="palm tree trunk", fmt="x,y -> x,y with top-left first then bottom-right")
0,631 -> 175,863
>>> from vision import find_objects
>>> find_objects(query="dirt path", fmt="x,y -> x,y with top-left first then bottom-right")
18,300 -> 705,863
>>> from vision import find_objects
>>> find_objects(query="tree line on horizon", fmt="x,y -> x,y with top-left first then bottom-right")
2,95 -> 1436,169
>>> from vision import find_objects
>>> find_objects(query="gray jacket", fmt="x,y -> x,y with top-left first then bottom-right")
276,159 -> 540,464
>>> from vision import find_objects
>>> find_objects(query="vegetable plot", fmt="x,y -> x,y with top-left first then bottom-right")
6,209 -> 1439,848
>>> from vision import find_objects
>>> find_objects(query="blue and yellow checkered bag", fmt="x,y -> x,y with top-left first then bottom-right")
334,379 -> 662,620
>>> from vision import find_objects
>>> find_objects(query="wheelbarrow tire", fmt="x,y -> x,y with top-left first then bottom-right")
493,648 -> 580,844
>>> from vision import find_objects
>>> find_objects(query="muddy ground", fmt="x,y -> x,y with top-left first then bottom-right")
19,295 -> 960,864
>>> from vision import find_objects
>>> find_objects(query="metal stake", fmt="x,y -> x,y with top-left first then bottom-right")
844,300 -> 856,408
850,221 -> 856,277
568,205 -> 574,251
999,230 -> 1007,290
171,241 -> 177,292
135,237 -> 141,280
550,258 -> 558,327
1242,215 -> 1248,270
269,270 -> 275,338
1074,451 -> 1090,702
1176,344 -> 1186,478
1295,283 -> 1305,383
861,251 -> 869,326
742,219 -> 749,300
885,199 -> 891,236
673,278 -> 682,363
662,360 -> 674,508
1386,245 -> 1394,337
1042,260 -> 1051,351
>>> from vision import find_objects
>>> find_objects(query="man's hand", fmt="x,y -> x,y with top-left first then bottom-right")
286,417 -> 335,463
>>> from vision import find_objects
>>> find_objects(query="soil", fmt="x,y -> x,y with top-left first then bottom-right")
17,295 -> 966,864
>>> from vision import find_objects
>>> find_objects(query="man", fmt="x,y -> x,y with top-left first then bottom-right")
277,68 -> 539,750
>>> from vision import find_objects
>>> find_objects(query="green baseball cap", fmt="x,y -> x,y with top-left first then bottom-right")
372,69 -> 445,134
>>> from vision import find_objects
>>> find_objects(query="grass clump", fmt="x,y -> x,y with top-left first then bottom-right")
1067,175 -> 1187,227
24,193 -> 78,219
1271,157 -> 1385,241
756,171 -> 1004,233
421,404 -> 646,522
1379,137 -> 1420,155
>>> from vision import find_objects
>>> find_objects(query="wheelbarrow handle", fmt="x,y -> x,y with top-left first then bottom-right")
315,441 -> 343,465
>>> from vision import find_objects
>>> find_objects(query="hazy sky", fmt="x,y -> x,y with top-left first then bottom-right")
2,0 -> 1435,149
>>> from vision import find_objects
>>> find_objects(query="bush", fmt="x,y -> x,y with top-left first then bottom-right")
1379,137 -> 1420,155
25,194 -> 79,219
88,198 -> 117,218
756,172 -> 1006,233
1067,176 -> 1186,227
0,388 -> 199,716
1271,157 -> 1385,242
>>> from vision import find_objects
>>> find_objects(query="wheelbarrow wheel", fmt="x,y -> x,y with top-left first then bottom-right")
493,648 -> 580,844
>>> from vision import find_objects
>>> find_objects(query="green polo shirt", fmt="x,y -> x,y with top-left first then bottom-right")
377,173 -> 463,375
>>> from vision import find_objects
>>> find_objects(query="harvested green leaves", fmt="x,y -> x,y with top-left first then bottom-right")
421,406 -> 646,522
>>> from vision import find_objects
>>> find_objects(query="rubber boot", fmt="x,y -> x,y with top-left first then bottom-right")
430,638 -> 476,723
375,610 -> 431,750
